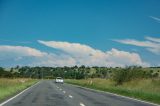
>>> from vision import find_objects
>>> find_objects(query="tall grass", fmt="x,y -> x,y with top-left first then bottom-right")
66,78 -> 160,104
0,78 -> 38,101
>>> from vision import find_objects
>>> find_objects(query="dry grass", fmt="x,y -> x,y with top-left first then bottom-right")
0,78 -> 38,101
66,78 -> 160,104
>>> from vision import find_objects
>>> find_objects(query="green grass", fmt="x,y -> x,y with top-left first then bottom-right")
65,78 -> 160,104
0,78 -> 38,101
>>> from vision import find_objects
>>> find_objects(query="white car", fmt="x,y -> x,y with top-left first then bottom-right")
55,77 -> 64,83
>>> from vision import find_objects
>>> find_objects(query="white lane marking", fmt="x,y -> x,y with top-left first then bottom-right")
63,91 -> 66,94
80,102 -> 85,106
57,86 -> 59,88
68,84 -> 160,106
0,81 -> 41,106
59,88 -> 62,91
68,95 -> 73,98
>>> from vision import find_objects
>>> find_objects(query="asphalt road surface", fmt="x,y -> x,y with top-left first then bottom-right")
1,80 -> 159,106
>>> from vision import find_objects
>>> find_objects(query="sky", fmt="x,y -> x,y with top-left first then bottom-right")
0,0 -> 160,67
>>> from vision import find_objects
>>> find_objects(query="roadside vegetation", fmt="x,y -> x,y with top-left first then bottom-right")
66,78 -> 160,104
0,78 -> 38,101
0,65 -> 159,80
0,65 -> 160,104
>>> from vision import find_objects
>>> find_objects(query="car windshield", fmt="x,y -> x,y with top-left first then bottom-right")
56,77 -> 62,79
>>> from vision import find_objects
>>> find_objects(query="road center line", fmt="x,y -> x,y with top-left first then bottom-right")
59,88 -> 62,90
80,102 -> 85,106
68,95 -> 73,98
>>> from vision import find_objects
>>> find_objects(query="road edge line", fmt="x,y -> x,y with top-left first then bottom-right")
0,81 -> 41,106
66,83 -> 160,106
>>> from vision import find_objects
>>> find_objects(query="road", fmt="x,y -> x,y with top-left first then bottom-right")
1,80 -> 159,106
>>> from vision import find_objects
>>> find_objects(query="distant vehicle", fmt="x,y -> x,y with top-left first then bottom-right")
55,77 -> 64,83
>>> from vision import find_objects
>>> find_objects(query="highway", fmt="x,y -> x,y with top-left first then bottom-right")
1,80 -> 159,106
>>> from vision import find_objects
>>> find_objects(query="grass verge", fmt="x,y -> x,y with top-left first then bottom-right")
0,78 -> 38,102
65,78 -> 160,105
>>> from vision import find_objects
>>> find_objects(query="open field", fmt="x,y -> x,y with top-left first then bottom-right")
0,78 -> 38,101
65,78 -> 160,104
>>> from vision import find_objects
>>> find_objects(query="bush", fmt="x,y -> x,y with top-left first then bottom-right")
152,73 -> 159,78
112,66 -> 153,85
112,69 -> 129,85
0,67 -> 12,78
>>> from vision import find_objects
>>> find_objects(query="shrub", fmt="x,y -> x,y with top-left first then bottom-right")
152,73 -> 159,78
112,66 -> 153,85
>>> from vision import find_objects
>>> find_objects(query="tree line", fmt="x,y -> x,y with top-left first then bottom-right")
0,65 -> 159,85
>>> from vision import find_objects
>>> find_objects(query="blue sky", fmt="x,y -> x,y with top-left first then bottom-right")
0,0 -> 160,67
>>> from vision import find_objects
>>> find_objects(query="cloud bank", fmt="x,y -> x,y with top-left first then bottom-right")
0,41 -> 149,67
38,40 -> 149,67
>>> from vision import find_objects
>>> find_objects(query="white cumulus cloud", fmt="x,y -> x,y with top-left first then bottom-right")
105,48 -> 148,67
0,45 -> 46,57
0,45 -> 76,67
38,40 -> 149,67
38,40 -> 102,57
